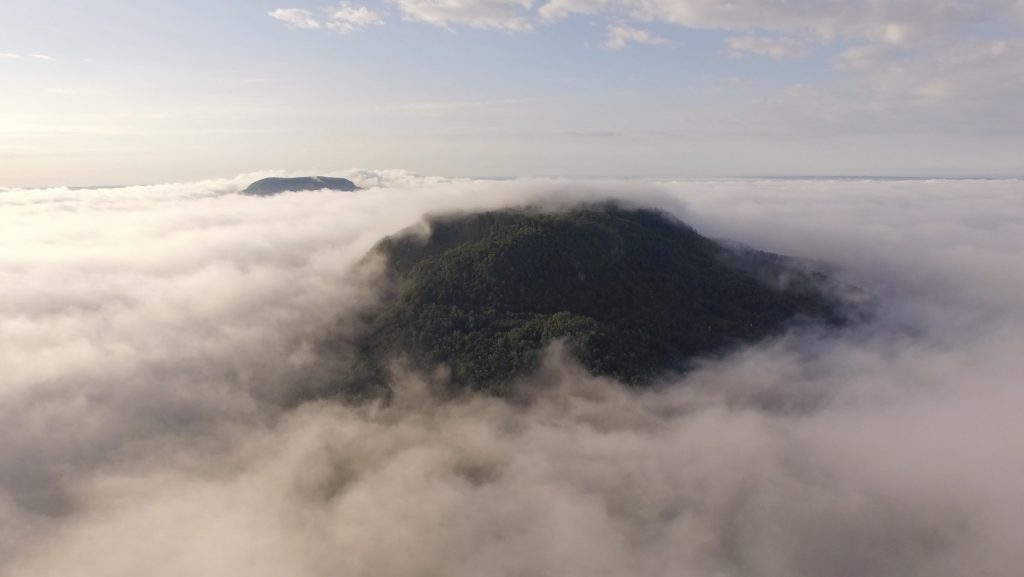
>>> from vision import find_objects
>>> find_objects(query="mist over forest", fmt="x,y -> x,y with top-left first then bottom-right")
2,173 -> 1023,577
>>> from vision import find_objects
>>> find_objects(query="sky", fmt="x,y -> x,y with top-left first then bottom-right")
2,0 -> 1024,186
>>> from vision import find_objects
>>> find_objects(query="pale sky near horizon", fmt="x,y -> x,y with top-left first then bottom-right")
2,0 -> 1024,187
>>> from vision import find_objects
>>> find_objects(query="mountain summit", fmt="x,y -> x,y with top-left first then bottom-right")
242,176 -> 359,196
344,204 -> 850,394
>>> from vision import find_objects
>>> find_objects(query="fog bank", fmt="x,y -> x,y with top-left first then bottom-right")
2,173 -> 1022,576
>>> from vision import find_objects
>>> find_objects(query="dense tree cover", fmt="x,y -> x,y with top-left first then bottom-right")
348,204 -> 846,394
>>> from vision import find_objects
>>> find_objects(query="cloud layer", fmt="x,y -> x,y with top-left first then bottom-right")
2,173 -> 1024,576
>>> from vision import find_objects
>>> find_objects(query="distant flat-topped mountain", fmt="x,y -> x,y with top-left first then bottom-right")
335,203 -> 853,396
242,176 -> 359,196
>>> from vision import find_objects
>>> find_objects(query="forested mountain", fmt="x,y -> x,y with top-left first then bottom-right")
344,204 -> 849,394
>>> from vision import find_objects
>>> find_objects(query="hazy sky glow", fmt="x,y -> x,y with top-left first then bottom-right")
3,0 -> 1024,185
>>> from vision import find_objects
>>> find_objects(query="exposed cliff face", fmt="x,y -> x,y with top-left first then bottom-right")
341,203 -> 850,394
242,176 -> 359,196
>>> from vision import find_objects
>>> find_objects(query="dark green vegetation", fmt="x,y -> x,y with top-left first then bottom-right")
347,204 -> 848,394
242,176 -> 359,196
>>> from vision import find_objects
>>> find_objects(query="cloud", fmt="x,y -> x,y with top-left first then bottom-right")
835,37 -> 1024,107
393,0 -> 536,31
538,0 -> 1019,41
259,0 -> 1023,138
276,0 -> 1020,141
271,4 -> 384,33
0,53 -> 54,60
726,35 -> 808,60
604,24 -> 672,50
269,8 -> 323,29
3,174 -> 1024,576
745,37 -> 1024,136
327,2 -> 385,34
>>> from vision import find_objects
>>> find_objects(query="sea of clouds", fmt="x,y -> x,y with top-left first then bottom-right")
2,172 -> 1022,577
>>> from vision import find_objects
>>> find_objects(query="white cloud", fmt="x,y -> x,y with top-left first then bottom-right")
0,53 -> 53,61
393,0 -> 536,31
345,0 -> 1023,138
726,35 -> 808,60
3,176 -> 1024,576
535,0 -> 1024,117
803,37 -> 1024,133
538,0 -> 1019,41
269,8 -> 323,29
270,4 -> 385,34
327,3 -> 385,34
604,24 -> 672,50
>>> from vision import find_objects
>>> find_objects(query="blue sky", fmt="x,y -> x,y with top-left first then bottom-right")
2,0 -> 1023,186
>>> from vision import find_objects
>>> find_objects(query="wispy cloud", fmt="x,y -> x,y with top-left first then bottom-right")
326,3 -> 384,34
605,24 -> 673,50
269,8 -> 322,29
0,53 -> 54,61
393,0 -> 534,31
539,0 -> 1014,42
270,3 -> 384,34
726,35 -> 808,60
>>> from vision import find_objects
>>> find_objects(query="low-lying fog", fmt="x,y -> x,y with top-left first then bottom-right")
2,172 -> 1022,577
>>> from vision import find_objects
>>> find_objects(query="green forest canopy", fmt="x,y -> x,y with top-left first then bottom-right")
345,203 -> 848,394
